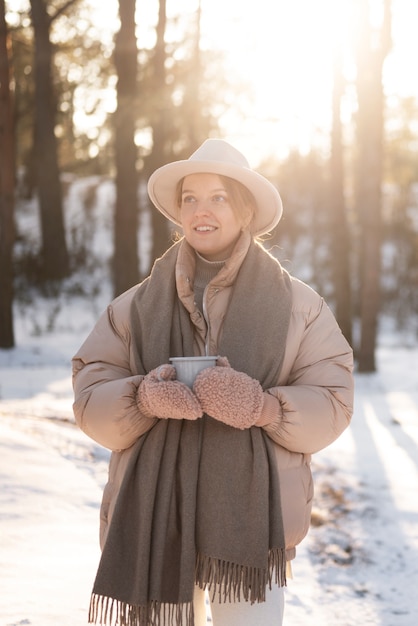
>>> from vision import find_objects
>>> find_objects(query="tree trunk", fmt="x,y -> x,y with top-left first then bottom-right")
0,0 -> 15,348
186,0 -> 202,149
149,0 -> 170,266
329,43 -> 352,345
147,1 -> 206,269
30,0 -> 69,281
354,0 -> 391,372
112,0 -> 140,297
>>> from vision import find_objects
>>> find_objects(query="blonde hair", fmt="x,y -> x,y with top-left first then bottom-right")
175,174 -> 257,231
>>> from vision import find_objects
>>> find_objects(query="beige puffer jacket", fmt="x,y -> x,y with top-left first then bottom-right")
72,233 -> 354,561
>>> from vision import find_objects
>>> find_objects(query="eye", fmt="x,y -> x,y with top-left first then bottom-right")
182,194 -> 197,204
212,194 -> 228,203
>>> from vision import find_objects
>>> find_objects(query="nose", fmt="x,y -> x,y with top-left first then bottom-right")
192,200 -> 211,215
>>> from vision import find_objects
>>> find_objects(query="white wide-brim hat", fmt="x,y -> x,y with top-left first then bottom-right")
147,139 -> 283,236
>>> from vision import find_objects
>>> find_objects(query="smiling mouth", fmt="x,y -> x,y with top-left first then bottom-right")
194,225 -> 217,232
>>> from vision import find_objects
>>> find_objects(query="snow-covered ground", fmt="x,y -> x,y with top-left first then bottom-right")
1,179 -> 417,625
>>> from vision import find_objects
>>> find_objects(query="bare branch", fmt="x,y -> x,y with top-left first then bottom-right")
50,0 -> 81,24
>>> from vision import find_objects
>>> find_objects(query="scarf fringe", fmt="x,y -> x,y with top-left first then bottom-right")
195,548 -> 287,605
88,551 -> 286,625
88,594 -> 194,626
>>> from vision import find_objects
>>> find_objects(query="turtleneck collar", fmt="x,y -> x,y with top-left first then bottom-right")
194,253 -> 226,289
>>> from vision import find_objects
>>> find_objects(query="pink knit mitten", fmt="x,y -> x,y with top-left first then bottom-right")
137,364 -> 203,420
193,359 -> 265,429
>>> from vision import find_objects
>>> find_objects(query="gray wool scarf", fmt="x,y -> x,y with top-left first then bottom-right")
89,238 -> 292,626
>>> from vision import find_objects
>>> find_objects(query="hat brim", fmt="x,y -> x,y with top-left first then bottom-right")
147,160 -> 283,237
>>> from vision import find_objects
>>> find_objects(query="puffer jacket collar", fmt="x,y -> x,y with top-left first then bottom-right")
175,230 -> 252,311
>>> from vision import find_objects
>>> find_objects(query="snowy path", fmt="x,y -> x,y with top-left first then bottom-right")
1,344 -> 418,625
284,346 -> 418,625
0,416 -> 103,626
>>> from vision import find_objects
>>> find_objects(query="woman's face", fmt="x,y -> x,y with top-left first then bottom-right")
179,173 -> 244,261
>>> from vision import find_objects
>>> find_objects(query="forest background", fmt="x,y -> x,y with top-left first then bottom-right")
1,0 -> 418,373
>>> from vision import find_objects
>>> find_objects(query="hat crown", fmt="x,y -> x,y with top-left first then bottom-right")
189,139 -> 250,169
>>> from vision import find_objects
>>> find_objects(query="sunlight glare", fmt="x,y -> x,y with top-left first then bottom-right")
85,0 -> 418,162
198,0 -> 350,160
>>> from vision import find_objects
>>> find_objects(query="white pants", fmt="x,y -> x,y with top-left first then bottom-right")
193,585 -> 285,626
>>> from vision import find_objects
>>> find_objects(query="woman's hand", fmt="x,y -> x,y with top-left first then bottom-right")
137,364 -> 203,420
193,357 -> 265,429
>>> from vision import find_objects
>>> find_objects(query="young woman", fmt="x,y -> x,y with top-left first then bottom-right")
72,139 -> 354,626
